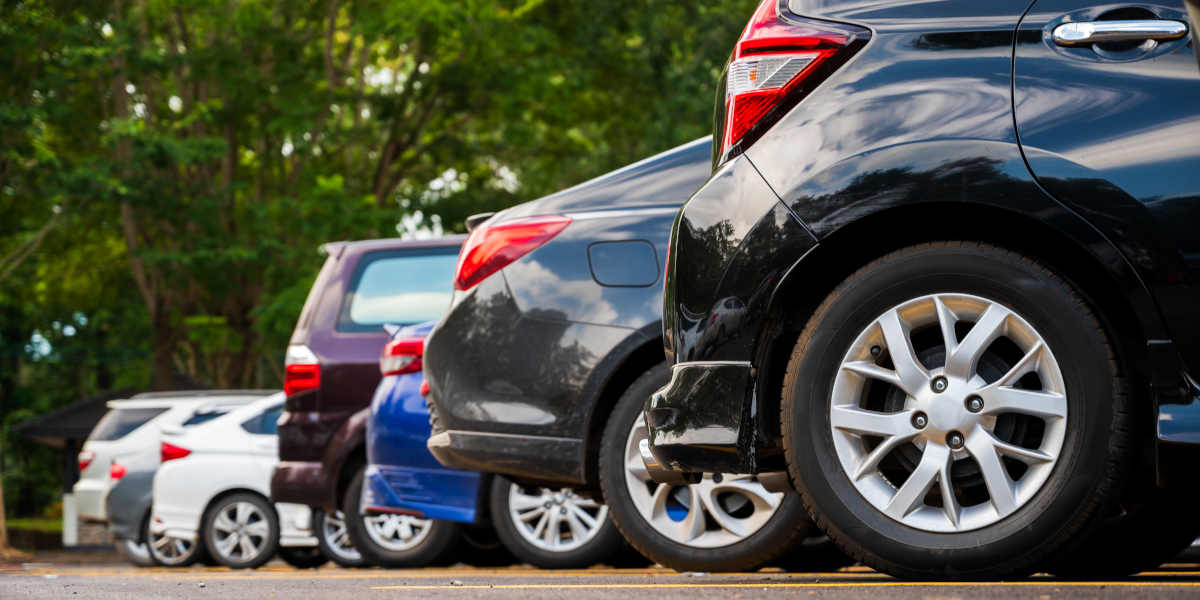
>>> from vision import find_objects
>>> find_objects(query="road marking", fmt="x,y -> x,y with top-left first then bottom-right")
371,581 -> 1200,591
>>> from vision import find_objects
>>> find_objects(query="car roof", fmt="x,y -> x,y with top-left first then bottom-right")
321,235 -> 466,256
107,390 -> 280,410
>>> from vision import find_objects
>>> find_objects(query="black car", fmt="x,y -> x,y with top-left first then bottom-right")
648,0 -> 1200,580
423,139 -> 846,571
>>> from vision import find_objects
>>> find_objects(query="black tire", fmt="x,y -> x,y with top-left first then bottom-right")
453,523 -> 517,567
782,242 -> 1131,580
600,363 -> 812,572
772,535 -> 856,572
1048,483 -> 1200,578
314,509 -> 368,568
489,476 -> 630,568
278,545 -> 329,569
144,514 -> 206,567
342,466 -> 461,568
202,492 -> 280,569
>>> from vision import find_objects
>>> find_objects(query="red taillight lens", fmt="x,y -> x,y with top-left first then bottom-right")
381,337 -> 424,376
454,215 -> 572,291
109,461 -> 126,480
717,0 -> 868,161
419,381 -> 430,397
284,344 -> 321,397
161,442 -> 191,463
78,451 -> 94,473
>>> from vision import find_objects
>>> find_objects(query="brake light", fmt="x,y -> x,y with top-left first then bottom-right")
284,344 -> 321,397
78,451 -> 94,473
161,442 -> 191,463
419,381 -> 430,397
381,337 -> 424,376
717,0 -> 869,162
109,461 -> 127,480
454,215 -> 572,291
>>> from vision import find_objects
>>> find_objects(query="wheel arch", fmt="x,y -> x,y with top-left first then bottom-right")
202,487 -> 277,527
753,200 -> 1160,466
581,323 -> 666,494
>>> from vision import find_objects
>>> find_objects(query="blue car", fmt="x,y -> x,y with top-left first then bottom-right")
350,322 -> 635,568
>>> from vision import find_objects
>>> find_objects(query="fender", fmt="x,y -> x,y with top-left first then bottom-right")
318,407 -> 369,511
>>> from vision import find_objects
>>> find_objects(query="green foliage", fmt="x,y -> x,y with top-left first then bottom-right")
0,0 -> 756,517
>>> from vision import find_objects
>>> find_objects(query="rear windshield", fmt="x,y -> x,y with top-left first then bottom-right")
88,408 -> 169,441
337,249 -> 459,332
181,410 -> 229,427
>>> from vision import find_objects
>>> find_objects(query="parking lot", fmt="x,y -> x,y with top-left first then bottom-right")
4,560 -> 1200,599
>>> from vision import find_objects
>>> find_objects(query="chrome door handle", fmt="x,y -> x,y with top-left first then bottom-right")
1053,19 -> 1188,46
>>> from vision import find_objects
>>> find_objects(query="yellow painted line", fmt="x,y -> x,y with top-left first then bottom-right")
371,581 -> 1200,591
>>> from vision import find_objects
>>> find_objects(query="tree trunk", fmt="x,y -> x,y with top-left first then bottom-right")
150,310 -> 175,390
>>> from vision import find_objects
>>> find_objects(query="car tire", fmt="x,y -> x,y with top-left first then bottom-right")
144,514 -> 206,567
114,536 -> 155,567
454,523 -> 517,567
314,509 -> 367,568
342,466 -> 461,568
277,545 -> 330,569
1047,483 -> 1200,578
600,363 -> 812,572
202,492 -> 280,569
781,242 -> 1131,580
489,476 -> 630,568
771,536 -> 855,572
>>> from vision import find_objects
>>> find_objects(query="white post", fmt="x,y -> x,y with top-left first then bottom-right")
62,493 -> 78,547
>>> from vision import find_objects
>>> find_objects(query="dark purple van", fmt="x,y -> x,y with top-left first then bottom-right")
270,236 -> 463,565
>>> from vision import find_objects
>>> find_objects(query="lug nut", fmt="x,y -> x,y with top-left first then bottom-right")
912,412 -> 928,429
947,431 -> 965,449
931,376 -> 948,393
712,473 -> 723,483
559,507 -> 567,515
870,345 -> 882,357
966,396 -> 984,413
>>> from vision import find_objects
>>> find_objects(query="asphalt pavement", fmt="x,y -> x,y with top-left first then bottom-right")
3,560 -> 1200,599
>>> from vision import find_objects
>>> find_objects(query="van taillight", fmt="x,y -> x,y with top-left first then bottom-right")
453,215 -> 572,291
381,337 -> 424,376
716,0 -> 869,163
161,442 -> 191,463
284,344 -> 321,397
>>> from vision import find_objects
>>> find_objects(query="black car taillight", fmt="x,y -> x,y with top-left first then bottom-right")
453,215 -> 572,291
715,0 -> 870,166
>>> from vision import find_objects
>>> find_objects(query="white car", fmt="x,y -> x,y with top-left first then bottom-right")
74,391 -> 276,523
151,392 -> 322,569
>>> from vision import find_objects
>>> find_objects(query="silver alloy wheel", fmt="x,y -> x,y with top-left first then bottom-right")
831,293 -> 1067,533
211,501 -> 272,562
148,530 -> 196,566
507,485 -> 608,551
363,513 -> 434,551
624,414 -> 784,548
320,510 -> 362,562
119,538 -> 152,564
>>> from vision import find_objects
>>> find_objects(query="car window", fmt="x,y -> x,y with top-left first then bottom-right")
182,410 -> 228,427
337,249 -> 459,332
88,408 -> 169,441
241,404 -> 285,435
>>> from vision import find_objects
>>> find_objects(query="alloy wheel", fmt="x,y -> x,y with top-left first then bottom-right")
363,513 -> 434,552
624,414 -> 783,548
830,293 -> 1067,532
320,510 -> 362,562
148,530 -> 197,566
507,485 -> 608,552
211,501 -> 272,561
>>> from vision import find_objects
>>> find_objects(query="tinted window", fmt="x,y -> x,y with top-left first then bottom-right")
88,408 -> 169,441
182,410 -> 228,427
337,249 -> 458,332
241,404 -> 285,435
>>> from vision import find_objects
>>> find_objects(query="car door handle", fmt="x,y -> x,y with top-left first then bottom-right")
1053,19 -> 1188,46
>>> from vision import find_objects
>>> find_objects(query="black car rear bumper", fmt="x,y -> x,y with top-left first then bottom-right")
426,429 -> 587,486
645,361 -> 756,474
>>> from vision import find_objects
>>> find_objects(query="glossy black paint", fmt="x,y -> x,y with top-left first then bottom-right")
653,0 -> 1200,474
424,139 -> 712,488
